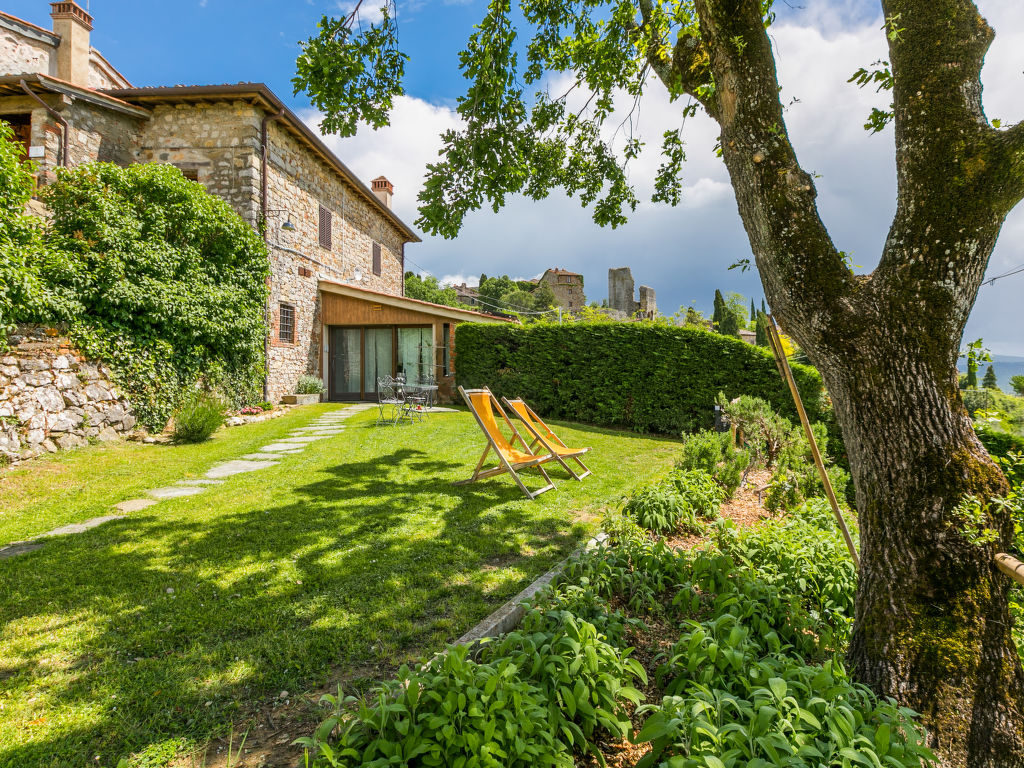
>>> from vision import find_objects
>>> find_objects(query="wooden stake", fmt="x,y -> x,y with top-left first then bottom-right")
995,553 -> 1024,588
766,315 -> 860,569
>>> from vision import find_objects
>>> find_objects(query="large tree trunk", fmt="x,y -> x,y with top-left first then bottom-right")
670,0 -> 1024,763
816,327 -> 1024,767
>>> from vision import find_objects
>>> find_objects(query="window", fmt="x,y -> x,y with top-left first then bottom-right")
179,167 -> 199,182
372,242 -> 382,276
278,303 -> 295,343
0,113 -> 31,159
442,324 -> 451,376
318,205 -> 332,249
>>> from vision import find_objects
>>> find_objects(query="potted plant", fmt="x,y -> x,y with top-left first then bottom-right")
282,375 -> 325,405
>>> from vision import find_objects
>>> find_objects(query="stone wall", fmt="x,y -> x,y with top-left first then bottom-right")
0,326 -> 137,463
608,267 -> 639,316
135,102 -> 261,222
0,14 -> 57,78
638,285 -> 657,319
262,117 -> 408,401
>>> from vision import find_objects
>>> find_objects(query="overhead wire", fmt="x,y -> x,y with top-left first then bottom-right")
984,261 -> 1024,286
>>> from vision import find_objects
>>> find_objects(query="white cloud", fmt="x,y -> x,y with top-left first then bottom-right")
308,0 -> 1024,354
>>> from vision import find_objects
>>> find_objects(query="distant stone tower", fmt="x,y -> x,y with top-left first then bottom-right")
608,267 -> 638,316
638,285 -> 657,319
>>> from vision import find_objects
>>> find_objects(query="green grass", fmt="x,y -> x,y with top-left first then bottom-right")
0,405 -> 679,767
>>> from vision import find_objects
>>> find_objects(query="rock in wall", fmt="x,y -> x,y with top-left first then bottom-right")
0,325 -> 137,464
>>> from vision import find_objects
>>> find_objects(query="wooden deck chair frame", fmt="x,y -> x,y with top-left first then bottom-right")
455,386 -> 556,500
501,397 -> 593,481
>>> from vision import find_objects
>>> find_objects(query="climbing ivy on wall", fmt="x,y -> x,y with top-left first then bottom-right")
455,322 -> 824,434
22,162 -> 270,429
0,122 -> 50,346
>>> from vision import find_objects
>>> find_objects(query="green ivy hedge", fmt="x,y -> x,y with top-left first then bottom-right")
11,161 -> 270,429
454,323 -> 824,433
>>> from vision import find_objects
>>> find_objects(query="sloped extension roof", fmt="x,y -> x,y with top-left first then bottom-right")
0,73 -> 150,118
319,279 -> 511,323
103,83 -> 420,243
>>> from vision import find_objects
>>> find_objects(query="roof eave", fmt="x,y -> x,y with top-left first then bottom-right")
318,279 -> 511,323
102,83 -> 421,244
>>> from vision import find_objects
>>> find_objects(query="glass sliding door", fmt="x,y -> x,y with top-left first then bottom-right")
397,327 -> 433,385
363,328 -> 393,396
329,327 -> 362,400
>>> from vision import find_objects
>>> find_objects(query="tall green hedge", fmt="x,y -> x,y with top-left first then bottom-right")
455,323 -> 824,434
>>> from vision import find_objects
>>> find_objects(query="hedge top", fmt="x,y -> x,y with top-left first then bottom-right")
454,322 -> 824,434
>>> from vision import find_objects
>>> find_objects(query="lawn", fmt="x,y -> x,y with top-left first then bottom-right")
0,405 -> 679,767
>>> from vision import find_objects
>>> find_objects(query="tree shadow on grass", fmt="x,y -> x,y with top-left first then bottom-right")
0,447 -> 586,767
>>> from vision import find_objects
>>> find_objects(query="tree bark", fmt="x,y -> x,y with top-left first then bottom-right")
665,0 -> 1024,764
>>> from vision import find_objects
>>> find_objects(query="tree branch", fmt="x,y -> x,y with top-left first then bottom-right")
633,0 -> 715,114
872,0 -> 1009,339
685,0 -> 855,350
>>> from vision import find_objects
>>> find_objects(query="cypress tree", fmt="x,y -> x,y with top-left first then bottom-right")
750,298 -> 756,323
755,311 -> 769,346
719,306 -> 740,337
982,364 -> 999,390
712,289 -> 725,329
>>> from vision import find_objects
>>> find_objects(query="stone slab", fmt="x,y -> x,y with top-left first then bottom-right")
259,443 -> 307,453
277,436 -> 329,444
240,452 -> 286,460
0,542 -> 44,559
147,485 -> 206,500
205,460 -> 279,479
44,515 -> 127,538
456,534 -> 607,648
175,479 -> 224,486
115,498 -> 158,513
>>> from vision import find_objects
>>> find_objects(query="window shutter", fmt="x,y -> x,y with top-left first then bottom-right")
372,242 -> 382,276
318,205 -> 332,249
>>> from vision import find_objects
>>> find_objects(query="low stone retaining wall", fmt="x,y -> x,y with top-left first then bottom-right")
0,325 -> 137,463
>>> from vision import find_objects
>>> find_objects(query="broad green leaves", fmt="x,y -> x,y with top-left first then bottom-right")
296,0 -> 784,238
295,9 -> 408,137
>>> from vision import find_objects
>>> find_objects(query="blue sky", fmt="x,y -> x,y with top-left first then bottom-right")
7,0 -> 1023,354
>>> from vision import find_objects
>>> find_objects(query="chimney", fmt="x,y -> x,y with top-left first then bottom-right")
50,2 -> 93,87
371,176 -> 393,209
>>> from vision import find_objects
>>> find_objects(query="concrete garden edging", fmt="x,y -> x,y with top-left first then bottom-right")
456,532 -> 608,647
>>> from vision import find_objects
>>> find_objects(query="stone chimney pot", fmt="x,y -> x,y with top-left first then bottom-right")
371,176 -> 394,210
51,2 -> 93,87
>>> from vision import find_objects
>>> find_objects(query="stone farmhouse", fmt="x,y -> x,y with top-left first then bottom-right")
538,268 -> 585,312
0,2 -> 501,404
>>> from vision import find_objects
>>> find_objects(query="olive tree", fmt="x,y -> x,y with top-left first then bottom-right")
295,0 -> 1024,763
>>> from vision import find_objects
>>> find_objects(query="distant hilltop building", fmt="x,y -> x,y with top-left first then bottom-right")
539,268 -> 585,311
608,267 -> 656,320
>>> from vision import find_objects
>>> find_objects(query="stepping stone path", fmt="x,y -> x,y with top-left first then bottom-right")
0,405 -> 371,559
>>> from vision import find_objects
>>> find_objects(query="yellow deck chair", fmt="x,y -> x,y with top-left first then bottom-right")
501,397 -> 593,481
455,386 -> 556,500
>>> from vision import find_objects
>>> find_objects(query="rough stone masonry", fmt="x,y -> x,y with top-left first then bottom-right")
0,325 -> 136,463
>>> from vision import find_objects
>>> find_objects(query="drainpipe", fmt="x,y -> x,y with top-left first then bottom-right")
259,109 -> 284,402
20,79 -> 68,167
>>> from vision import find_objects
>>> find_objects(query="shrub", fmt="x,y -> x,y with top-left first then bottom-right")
296,374 -> 326,395
29,163 -> 269,429
719,393 -> 793,467
482,608 -> 646,744
454,322 -> 824,434
298,647 -> 575,767
977,423 -> 1024,460
0,122 -> 61,345
623,483 -> 703,535
667,468 -> 726,519
172,392 -> 227,443
675,430 -> 749,498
